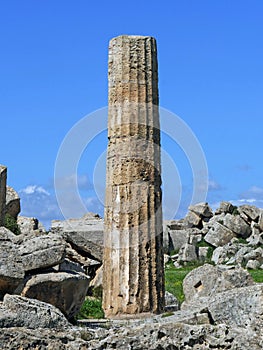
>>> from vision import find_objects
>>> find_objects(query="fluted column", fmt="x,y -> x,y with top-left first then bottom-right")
103,35 -> 164,318
0,165 -> 7,226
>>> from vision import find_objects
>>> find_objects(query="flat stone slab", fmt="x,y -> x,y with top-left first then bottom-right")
18,235 -> 66,271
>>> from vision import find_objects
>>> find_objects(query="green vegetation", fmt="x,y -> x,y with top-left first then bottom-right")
4,214 -> 21,235
249,270 -> 263,283
161,311 -> 174,318
237,237 -> 248,244
232,206 -> 240,216
165,262 -> 194,303
76,297 -> 104,320
196,239 -> 214,263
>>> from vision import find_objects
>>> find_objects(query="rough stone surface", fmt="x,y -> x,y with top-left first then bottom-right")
215,201 -> 234,215
204,222 -> 235,247
5,186 -> 20,219
178,243 -> 198,263
0,165 -> 7,226
0,328 -> 88,350
165,291 -> 179,311
89,265 -> 103,291
0,235 -> 24,299
64,243 -> 100,276
246,259 -> 261,269
182,264 -> 254,304
17,216 -> 39,235
18,235 -> 66,271
188,202 -> 213,218
0,294 -> 70,329
52,213 -> 104,262
88,318 -> 263,350
184,211 -> 202,228
21,272 -> 90,319
259,210 -> 263,231
238,204 -> 261,222
103,35 -> 164,317
198,284 -> 263,328
223,213 -> 252,238
167,229 -> 191,252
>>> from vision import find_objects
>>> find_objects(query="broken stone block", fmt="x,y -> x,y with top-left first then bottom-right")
0,230 -> 24,299
223,213 -> 252,238
0,294 -> 70,329
204,222 -> 235,247
184,211 -> 202,228
5,186 -> 20,219
215,201 -> 235,215
21,271 -> 90,319
18,235 -> 66,271
188,202 -> 213,218
182,264 -> 254,305
238,204 -> 261,222
246,260 -> 261,269
178,243 -> 198,263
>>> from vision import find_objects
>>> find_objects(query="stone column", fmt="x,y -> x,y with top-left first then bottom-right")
0,165 -> 7,226
103,35 -> 164,318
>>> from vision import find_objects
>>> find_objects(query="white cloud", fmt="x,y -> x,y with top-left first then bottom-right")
20,185 -> 50,196
208,180 -> 222,191
19,183 -> 104,230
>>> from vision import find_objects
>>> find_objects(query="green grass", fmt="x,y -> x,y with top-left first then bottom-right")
249,270 -> 263,283
76,297 -> 104,320
4,214 -> 21,235
165,262 -> 194,303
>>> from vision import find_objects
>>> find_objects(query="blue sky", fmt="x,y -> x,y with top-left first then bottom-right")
1,0 -> 263,228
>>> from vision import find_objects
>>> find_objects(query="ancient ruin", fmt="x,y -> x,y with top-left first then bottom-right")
103,35 -> 165,317
0,165 -> 7,226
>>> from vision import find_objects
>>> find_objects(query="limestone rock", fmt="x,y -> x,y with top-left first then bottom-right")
0,166 -> 7,226
17,216 -> 39,235
165,291 -> 179,311
88,321 -> 263,350
18,235 -> 66,271
247,224 -> 263,245
188,202 -> 213,218
203,284 -> 263,328
198,246 -> 209,262
183,211 -> 201,228
0,328 -> 88,349
238,204 -> 261,222
0,226 -> 16,242
59,258 -> 86,274
163,220 -> 186,253
182,264 -> 254,304
223,213 -> 252,238
89,265 -> 103,291
0,236 -> 24,299
243,247 -> 263,263
64,243 -> 100,276
215,201 -> 234,215
204,222 -> 235,247
259,210 -> 263,231
246,259 -> 261,269
167,229 -> 190,252
5,186 -> 20,219
0,294 -> 70,329
52,213 -> 104,262
178,243 -> 198,263
21,271 -> 90,319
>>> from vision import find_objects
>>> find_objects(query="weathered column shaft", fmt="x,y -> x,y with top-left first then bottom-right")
103,35 -> 164,317
0,166 -> 7,226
